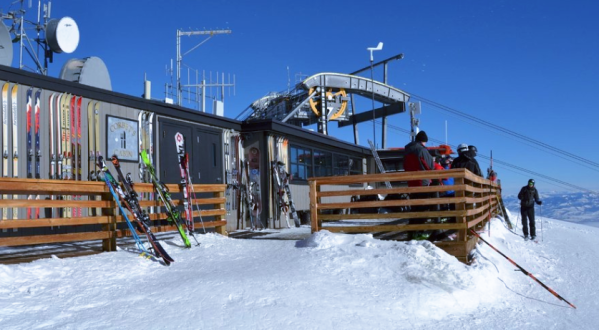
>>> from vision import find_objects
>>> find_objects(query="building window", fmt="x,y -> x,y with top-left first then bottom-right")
349,157 -> 362,175
290,144 -> 361,181
313,150 -> 332,177
334,155 -> 349,176
290,145 -> 312,180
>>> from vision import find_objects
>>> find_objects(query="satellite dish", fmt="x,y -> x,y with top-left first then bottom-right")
60,56 -> 112,91
0,21 -> 13,66
45,17 -> 80,54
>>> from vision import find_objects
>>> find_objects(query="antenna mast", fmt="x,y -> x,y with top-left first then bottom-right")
176,28 -> 232,107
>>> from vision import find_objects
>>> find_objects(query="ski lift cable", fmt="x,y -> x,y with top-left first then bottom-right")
380,120 -> 597,194
409,93 -> 599,170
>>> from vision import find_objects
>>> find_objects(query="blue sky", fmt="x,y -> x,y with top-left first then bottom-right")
4,0 -> 598,196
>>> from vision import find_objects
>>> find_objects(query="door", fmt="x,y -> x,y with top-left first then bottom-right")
159,119 -> 223,228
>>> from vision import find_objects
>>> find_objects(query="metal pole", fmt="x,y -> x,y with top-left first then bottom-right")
382,62 -> 388,148
350,53 -> 404,75
176,30 -> 181,105
540,204 -> 543,242
370,60 -> 376,146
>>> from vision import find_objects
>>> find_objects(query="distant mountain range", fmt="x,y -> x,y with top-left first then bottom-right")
503,191 -> 599,226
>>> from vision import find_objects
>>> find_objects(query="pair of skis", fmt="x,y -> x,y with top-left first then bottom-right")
87,100 -> 101,216
2,83 -> 19,225
141,149 -> 198,247
175,132 -> 206,235
26,88 -> 42,219
272,161 -> 301,228
138,111 -> 154,215
98,155 -> 174,265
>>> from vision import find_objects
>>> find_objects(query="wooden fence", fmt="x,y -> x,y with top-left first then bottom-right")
308,168 -> 503,263
0,178 -> 227,252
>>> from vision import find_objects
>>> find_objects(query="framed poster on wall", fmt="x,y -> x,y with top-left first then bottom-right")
107,115 -> 138,162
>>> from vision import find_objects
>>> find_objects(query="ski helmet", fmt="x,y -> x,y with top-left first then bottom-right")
528,179 -> 535,185
457,144 -> 468,154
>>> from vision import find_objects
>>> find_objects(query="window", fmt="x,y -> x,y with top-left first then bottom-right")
313,151 -> 332,177
290,144 -> 362,181
334,155 -> 349,176
349,157 -> 362,175
290,145 -> 312,180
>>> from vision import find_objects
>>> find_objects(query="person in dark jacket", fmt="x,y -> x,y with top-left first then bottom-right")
518,179 -> 543,240
451,144 -> 483,176
468,145 -> 483,177
403,130 -> 435,187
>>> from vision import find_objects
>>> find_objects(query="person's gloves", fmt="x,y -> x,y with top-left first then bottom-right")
537,201 -> 543,205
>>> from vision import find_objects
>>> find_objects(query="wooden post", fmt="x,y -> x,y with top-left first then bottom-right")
309,180 -> 319,233
214,190 -> 228,236
101,191 -> 117,252
454,177 -> 467,241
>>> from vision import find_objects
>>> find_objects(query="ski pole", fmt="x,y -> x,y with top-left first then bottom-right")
540,204 -> 544,242
470,229 -> 576,309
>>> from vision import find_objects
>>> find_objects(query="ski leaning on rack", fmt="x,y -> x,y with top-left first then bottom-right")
2,83 -> 9,223
175,133 -> 204,241
272,161 -> 300,228
34,89 -> 41,218
26,87 -> 33,218
102,155 -> 174,265
97,158 -> 154,260
11,84 -> 19,222
140,150 -> 193,248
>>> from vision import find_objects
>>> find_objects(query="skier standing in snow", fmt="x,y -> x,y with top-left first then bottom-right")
518,179 -> 543,240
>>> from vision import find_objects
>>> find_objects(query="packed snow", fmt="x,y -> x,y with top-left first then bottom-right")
1,208 -> 597,329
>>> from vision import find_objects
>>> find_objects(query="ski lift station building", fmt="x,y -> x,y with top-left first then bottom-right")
0,65 -> 399,236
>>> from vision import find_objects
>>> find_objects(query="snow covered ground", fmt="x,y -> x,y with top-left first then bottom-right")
1,208 -> 597,329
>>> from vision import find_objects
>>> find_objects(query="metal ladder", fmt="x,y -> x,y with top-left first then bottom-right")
368,140 -> 392,189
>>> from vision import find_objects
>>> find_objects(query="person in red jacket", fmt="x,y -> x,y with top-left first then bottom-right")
403,130 -> 435,187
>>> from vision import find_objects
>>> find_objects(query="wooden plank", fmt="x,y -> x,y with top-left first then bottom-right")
151,220 -> 227,234
467,213 -> 488,229
0,199 -> 116,208
138,197 -> 226,208
319,196 -> 466,210
308,168 -> 469,185
0,232 -> 111,247
0,216 -> 114,229
0,181 -> 107,194
146,208 -> 226,221
322,222 -> 467,233
320,210 -> 466,221
317,184 -> 467,198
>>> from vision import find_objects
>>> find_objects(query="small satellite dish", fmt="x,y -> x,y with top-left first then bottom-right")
46,17 -> 80,54
60,56 -> 112,91
0,21 -> 13,66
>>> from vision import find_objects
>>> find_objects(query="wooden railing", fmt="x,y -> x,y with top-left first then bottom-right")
308,168 -> 502,263
0,178 -> 227,251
